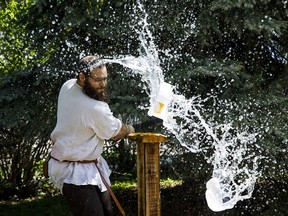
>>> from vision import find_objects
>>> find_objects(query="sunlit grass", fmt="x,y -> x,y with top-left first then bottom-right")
112,178 -> 182,190
160,178 -> 182,188
112,180 -> 137,190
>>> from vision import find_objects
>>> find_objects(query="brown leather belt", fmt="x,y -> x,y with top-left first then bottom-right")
50,155 -> 98,164
50,155 -> 125,216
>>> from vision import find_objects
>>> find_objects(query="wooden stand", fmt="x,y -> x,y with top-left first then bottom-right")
128,133 -> 168,216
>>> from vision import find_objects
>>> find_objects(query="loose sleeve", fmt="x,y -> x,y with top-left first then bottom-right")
89,102 -> 122,140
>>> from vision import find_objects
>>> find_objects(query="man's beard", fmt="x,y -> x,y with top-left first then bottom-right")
83,80 -> 109,103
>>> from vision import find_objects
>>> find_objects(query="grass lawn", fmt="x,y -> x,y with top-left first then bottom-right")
0,195 -> 70,216
1,178 -> 287,216
0,179 -> 180,216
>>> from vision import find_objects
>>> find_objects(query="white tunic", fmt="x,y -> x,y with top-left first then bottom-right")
49,79 -> 121,192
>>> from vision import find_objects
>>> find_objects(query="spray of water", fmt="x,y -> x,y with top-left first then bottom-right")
98,1 -> 261,212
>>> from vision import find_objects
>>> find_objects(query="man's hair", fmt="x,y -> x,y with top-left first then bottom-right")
77,55 -> 104,76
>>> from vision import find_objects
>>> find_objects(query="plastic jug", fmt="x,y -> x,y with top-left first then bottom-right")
148,82 -> 173,121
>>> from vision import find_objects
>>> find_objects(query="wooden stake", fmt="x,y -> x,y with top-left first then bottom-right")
128,133 -> 168,216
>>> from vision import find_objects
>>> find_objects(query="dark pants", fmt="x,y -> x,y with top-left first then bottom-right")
62,183 -> 113,216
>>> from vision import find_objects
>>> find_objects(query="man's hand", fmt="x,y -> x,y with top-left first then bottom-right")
111,123 -> 135,141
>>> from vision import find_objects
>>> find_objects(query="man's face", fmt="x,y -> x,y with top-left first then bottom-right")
83,66 -> 109,102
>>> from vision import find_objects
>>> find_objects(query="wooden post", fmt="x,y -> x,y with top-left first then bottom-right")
128,133 -> 168,216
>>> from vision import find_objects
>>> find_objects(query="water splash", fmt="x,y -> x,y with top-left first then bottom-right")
101,1 -> 261,212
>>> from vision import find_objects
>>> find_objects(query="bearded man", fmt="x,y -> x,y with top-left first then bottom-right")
48,55 -> 134,216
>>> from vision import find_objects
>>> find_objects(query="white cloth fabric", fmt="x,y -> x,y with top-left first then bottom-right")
49,79 -> 121,192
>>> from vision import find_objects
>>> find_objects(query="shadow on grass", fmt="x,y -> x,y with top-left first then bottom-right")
1,179 -> 288,216
0,195 -> 70,216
